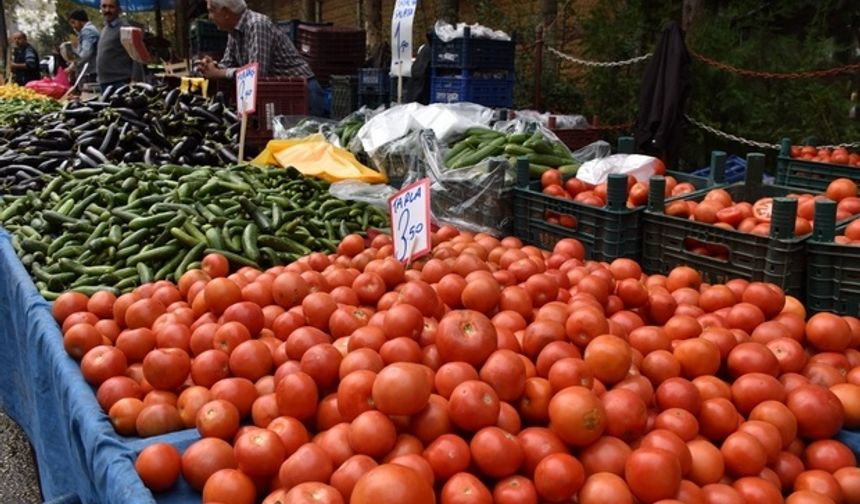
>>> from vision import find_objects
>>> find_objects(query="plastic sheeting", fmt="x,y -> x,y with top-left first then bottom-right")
0,228 -> 201,504
71,0 -> 174,12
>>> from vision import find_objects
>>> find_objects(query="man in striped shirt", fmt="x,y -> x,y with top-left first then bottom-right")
197,0 -> 325,116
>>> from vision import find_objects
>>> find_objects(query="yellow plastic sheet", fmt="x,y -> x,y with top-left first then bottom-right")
252,134 -> 386,184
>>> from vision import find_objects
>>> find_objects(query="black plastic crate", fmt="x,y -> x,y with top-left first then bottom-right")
775,138 -> 860,191
806,199 -> 860,315
330,75 -> 358,120
306,60 -> 363,86
358,92 -> 388,110
430,68 -> 513,108
512,156 -> 713,263
643,153 -> 812,296
431,27 -> 515,70
277,19 -> 333,45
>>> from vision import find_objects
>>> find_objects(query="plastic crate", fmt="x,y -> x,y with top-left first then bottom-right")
389,76 -> 410,103
642,153 -> 812,296
692,154 -> 750,184
305,60 -> 364,86
244,77 -> 310,147
430,69 -> 513,108
330,75 -> 358,120
297,25 -> 366,62
277,19 -> 333,45
511,152 -> 714,262
358,68 -> 389,94
430,27 -> 516,70
776,138 -> 860,191
806,199 -> 860,315
358,92 -> 388,110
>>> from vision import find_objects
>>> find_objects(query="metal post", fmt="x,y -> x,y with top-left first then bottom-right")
534,25 -> 542,111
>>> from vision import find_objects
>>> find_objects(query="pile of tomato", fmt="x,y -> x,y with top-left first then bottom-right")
52,228 -> 860,504
790,145 -> 860,167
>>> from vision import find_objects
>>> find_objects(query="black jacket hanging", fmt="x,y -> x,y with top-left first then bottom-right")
634,22 -> 690,170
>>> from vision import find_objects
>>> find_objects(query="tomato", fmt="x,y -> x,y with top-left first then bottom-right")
806,312 -> 852,352
625,447 -> 682,503
299,343 -> 342,390
578,472 -> 634,504
802,439 -> 857,473
351,464 -> 435,504
786,384 -> 845,439
234,428 -> 286,477
135,442 -> 181,492
135,403 -> 183,437
752,197 -> 774,221
282,482 -> 344,504
493,475 -> 538,504
479,349 -> 526,401
435,310 -> 498,367
196,399 -> 240,440
202,468 -> 256,504
448,380 -> 500,432
469,426 -> 523,479
81,345 -> 128,387
601,389 -> 647,442
793,470 -> 843,504
279,442 -> 334,490
548,386 -> 606,447
330,455 -> 378,501
826,177 -> 858,201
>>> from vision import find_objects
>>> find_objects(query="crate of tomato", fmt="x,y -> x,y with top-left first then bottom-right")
512,148 -> 719,262
776,137 -> 860,191
643,153 -> 860,297
806,196 -> 860,316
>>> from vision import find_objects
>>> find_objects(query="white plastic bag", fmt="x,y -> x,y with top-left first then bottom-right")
434,21 -> 511,42
576,154 -> 662,185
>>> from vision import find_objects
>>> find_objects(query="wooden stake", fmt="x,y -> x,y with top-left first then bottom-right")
238,112 -> 248,162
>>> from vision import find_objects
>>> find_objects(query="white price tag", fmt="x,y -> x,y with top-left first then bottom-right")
388,178 -> 432,264
235,63 -> 259,115
390,0 -> 417,77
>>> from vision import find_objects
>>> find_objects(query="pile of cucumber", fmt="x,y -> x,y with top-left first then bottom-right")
444,128 -> 581,178
0,164 -> 388,298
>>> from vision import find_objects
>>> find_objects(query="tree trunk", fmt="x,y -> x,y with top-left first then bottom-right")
0,0 -> 7,80
302,0 -> 315,22
437,0 -> 458,24
364,0 -> 382,56
682,0 -> 704,33
173,0 -> 189,59
541,0 -> 557,27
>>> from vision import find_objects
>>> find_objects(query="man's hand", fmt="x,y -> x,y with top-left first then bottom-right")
195,56 -> 227,79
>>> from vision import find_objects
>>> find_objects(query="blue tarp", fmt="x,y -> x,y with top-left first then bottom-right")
0,228 -> 201,504
70,0 -> 174,13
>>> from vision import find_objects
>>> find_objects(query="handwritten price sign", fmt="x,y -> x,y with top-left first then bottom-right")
235,63 -> 259,115
390,0 -> 417,77
388,178 -> 431,263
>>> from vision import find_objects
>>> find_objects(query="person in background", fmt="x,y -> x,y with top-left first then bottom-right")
10,32 -> 40,85
96,0 -> 136,90
196,0 -> 324,116
68,10 -> 100,84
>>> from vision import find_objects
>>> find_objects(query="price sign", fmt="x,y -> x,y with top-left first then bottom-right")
235,63 -> 259,115
390,0 -> 417,77
388,178 -> 432,263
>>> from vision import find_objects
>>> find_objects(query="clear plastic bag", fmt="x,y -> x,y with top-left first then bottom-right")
400,130 -> 514,236
572,141 -> 612,163
272,115 -> 339,143
576,153 -> 662,185
328,180 -> 396,209
512,110 -> 590,130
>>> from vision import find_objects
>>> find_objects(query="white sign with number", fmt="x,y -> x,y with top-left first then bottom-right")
390,0 -> 417,77
235,63 -> 259,115
388,178 -> 432,264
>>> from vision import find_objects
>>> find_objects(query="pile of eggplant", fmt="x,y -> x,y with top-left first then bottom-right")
0,83 -> 241,194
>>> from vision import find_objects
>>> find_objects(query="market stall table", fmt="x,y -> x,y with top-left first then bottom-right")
0,228 -> 200,504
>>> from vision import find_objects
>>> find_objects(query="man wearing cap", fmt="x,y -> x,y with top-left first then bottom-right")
96,0 -> 136,90
10,32 -> 40,85
68,10 -> 100,84
196,0 -> 325,116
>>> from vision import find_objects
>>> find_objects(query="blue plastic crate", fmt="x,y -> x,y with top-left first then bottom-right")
431,27 -> 516,70
691,154 -> 775,184
359,68 -> 389,94
430,69 -> 513,108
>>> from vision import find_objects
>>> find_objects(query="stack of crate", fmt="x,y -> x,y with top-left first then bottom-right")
429,27 -> 515,108
358,68 -> 390,109
330,75 -> 358,119
296,25 -> 366,86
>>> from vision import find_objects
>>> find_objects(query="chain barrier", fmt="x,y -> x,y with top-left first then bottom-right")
686,114 -> 860,150
547,46 -> 652,68
688,48 -> 860,80
684,115 -> 781,150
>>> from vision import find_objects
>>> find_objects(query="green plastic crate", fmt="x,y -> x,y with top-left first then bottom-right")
775,137 -> 860,191
511,148 -> 716,263
806,199 -> 860,315
330,75 -> 358,120
643,153 -> 812,297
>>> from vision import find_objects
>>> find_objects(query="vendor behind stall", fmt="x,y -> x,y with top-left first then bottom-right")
10,32 -> 40,85
68,10 -> 100,84
197,0 -> 324,116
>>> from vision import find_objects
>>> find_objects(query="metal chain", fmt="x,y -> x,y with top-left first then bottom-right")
686,115 -> 860,150
684,115 -> 781,150
547,46 -> 652,68
689,48 -> 860,79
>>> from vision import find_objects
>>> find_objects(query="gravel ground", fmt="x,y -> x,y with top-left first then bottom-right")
0,407 -> 43,504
